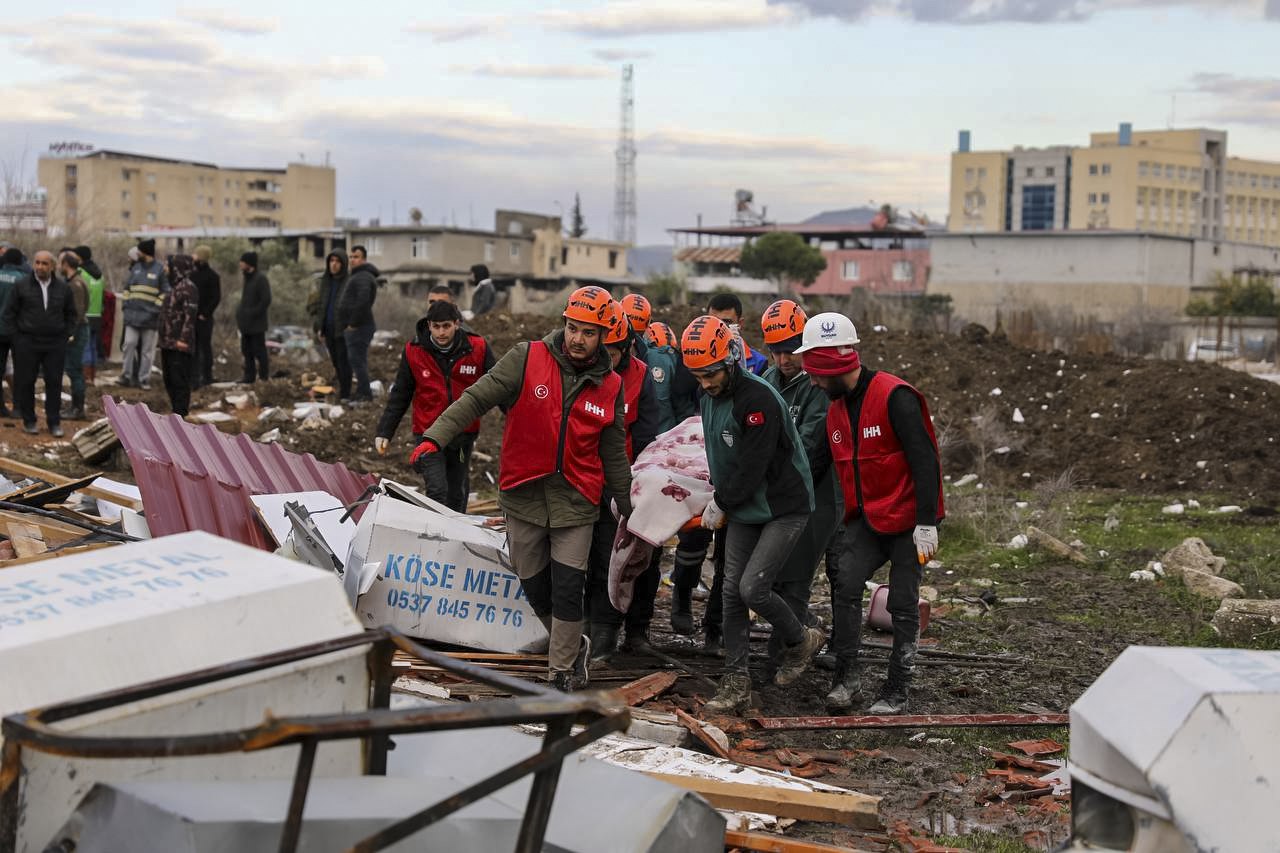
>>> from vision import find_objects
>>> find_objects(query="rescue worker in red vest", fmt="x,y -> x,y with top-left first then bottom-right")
683,315 -> 824,715
375,299 -> 494,512
794,312 -> 944,715
413,286 -> 632,691
586,300 -> 663,665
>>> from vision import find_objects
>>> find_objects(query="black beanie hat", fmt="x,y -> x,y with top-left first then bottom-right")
240,251 -> 258,268
2,248 -> 22,267
74,245 -> 92,262
137,238 -> 156,256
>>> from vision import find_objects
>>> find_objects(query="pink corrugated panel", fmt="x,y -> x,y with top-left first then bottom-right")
103,397 -> 378,549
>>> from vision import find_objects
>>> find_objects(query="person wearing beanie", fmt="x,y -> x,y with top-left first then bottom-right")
118,237 -> 168,389
73,245 -> 105,382
374,298 -> 495,510
795,312 -> 943,717
58,252 -> 90,421
469,264 -> 495,317
0,248 -> 27,417
158,255 -> 199,416
190,245 -> 221,388
235,251 -> 271,383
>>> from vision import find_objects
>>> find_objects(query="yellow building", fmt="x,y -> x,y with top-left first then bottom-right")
37,149 -> 335,237
949,125 -> 1280,248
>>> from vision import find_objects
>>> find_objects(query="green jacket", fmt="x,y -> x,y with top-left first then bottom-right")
701,368 -> 814,525
424,329 -> 632,528
641,344 -> 679,434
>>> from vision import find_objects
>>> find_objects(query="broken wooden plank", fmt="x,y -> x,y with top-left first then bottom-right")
10,534 -> 47,559
642,772 -> 881,829
1026,525 -> 1089,564
725,829 -> 878,853
748,713 -> 1069,732
13,473 -> 101,508
0,540 -> 116,568
0,457 -> 143,511
674,708 -> 731,760
617,671 -> 678,706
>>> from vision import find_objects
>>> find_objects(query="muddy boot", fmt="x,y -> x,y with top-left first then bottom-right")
824,662 -> 862,713
571,634 -> 592,689
589,623 -> 620,667
700,626 -> 724,658
670,587 -> 694,635
774,626 -> 827,687
61,393 -> 85,421
620,631 -> 652,656
550,670 -> 574,692
703,672 -> 753,716
868,679 -> 910,715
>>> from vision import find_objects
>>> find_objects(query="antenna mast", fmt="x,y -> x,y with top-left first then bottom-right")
612,64 -> 637,245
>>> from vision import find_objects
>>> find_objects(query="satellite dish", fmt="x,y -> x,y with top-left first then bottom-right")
409,207 -> 424,225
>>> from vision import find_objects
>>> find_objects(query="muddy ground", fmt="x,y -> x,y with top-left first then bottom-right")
10,310 -> 1279,851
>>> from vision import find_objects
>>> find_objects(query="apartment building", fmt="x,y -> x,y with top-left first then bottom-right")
37,149 -> 335,236
949,125 -> 1280,247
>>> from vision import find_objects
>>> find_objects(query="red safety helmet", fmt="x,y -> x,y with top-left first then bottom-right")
620,294 -> 651,332
646,321 -> 678,349
562,286 -> 614,327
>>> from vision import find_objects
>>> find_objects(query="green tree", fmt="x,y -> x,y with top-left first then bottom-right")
739,232 -> 827,291
1186,272 -> 1279,318
569,193 -> 587,238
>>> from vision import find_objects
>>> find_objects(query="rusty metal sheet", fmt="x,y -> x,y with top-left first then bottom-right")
103,397 -> 377,549
747,713 -> 1069,731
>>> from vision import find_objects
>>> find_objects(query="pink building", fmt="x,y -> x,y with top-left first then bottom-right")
670,222 -> 931,298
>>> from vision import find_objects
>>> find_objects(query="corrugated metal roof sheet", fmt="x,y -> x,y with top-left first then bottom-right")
104,397 -> 378,550
674,246 -> 742,264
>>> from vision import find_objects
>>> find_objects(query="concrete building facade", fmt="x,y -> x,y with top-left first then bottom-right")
949,125 -> 1280,248
37,149 -> 335,236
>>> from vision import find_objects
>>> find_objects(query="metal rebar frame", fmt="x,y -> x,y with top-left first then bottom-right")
0,627 -> 629,853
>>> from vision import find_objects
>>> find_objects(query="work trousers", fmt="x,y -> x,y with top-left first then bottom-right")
121,326 -> 158,387
344,323 -> 375,399
828,517 -> 922,686
162,349 -> 193,417
13,338 -> 66,428
323,330 -> 352,400
413,433 -> 475,513
585,511 -> 662,636
64,323 -> 88,404
193,317 -> 215,387
239,332 -> 269,382
722,514 -> 807,675
671,526 -> 726,634
505,515 -> 593,675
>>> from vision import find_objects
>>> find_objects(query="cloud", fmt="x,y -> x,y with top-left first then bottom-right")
769,0 -> 1270,24
406,16 -> 509,42
593,48 -> 654,61
1187,71 -> 1280,126
451,63 -> 614,80
177,7 -> 279,35
539,1 -> 796,37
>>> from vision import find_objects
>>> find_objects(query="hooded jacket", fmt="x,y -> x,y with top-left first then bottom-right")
191,258 -> 221,320
337,259 -> 378,329
159,257 -> 199,351
236,267 -> 272,335
310,250 -> 348,337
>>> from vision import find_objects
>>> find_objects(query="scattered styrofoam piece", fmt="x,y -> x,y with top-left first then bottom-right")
1007,534 -> 1029,550
1162,503 -> 1185,515
952,473 -> 979,488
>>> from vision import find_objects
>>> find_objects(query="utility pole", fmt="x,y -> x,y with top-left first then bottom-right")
612,64 -> 637,246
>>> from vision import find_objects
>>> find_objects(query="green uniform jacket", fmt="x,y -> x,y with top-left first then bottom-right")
701,368 -> 814,526
641,344 -> 679,434
763,365 -> 843,583
424,329 -> 632,529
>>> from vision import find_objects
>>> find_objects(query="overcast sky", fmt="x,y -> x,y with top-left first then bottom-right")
3,0 -> 1279,243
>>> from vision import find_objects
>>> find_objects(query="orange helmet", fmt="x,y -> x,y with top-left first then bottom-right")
761,299 -> 807,346
563,286 -> 614,327
602,300 -> 630,346
681,314 -> 735,371
646,321 -> 677,349
620,294 -> 651,332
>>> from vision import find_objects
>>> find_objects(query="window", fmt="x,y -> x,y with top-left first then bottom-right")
225,179 -> 232,189
146,192 -> 156,203
410,236 -> 430,260
1088,193 -> 1098,204
146,212 -> 156,223
608,250 -> 618,270
1165,164 -> 1174,178
146,173 -> 156,184
509,242 -> 521,259
121,210 -> 131,221
208,198 -> 213,208
65,165 -> 77,178
1021,184 -> 1055,230
1045,166 -> 1055,177
1251,173 -> 1259,188
224,199 -> 230,208
560,247 -> 568,265
1139,161 -> 1149,177
1178,166 -> 1187,181
121,190 -> 131,202
1088,164 -> 1098,176
965,168 -> 974,181
841,260 -> 860,280
1026,167 -> 1035,178
891,260 -> 914,281
1101,163 -> 1111,175
1101,192 -> 1110,204
365,237 -> 382,256
484,241 -> 495,263
977,167 -> 987,179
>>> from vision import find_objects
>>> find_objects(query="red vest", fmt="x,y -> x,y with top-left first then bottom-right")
619,356 -> 646,461
404,334 -> 488,435
827,371 -> 944,535
500,342 -> 622,503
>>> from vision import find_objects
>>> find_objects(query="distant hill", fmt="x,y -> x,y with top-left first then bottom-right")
802,206 -> 882,226
628,244 -> 674,278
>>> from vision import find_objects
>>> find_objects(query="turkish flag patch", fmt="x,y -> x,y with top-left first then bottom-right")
746,411 -> 765,427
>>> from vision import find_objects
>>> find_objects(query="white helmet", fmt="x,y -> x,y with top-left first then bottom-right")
793,311 -> 860,354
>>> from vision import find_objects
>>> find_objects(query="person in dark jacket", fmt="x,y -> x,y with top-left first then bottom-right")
375,299 -> 495,510
339,245 -> 378,401
682,314 -> 821,715
58,251 -> 89,420
73,244 -> 105,377
1,251 -> 78,436
470,263 -> 496,317
312,250 -> 351,400
0,247 -> 26,417
158,255 -> 199,416
235,251 -> 271,383
119,238 -> 168,389
190,245 -> 221,388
